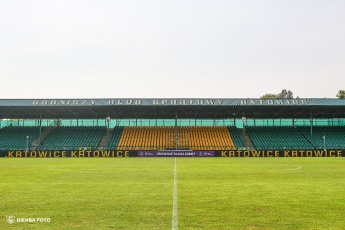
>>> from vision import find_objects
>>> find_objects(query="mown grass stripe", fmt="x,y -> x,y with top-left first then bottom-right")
172,157 -> 178,230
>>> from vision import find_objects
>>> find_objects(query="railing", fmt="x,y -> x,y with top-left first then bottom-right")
1,145 -> 345,151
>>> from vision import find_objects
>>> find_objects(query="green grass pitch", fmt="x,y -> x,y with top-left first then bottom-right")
1,158 -> 344,229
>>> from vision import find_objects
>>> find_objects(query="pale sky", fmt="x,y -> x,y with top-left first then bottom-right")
0,0 -> 344,99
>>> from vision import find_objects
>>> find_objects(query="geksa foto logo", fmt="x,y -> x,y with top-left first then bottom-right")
6,216 -> 15,224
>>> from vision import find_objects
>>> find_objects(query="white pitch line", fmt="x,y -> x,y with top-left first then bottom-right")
268,164 -> 303,173
172,157 -> 178,230
282,165 -> 302,172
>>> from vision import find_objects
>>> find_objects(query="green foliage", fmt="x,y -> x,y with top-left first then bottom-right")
260,89 -> 294,99
336,90 -> 345,99
260,93 -> 277,99
277,89 -> 293,99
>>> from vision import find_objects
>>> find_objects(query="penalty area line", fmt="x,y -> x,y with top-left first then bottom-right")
282,165 -> 302,172
172,157 -> 178,230
268,164 -> 303,173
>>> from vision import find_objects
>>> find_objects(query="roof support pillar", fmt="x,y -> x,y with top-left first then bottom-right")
310,110 -> 313,137
38,111 -> 42,150
175,112 -> 178,150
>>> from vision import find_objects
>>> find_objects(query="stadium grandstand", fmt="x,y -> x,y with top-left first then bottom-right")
0,98 -> 344,156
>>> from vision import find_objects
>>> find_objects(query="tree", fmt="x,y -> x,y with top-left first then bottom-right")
278,89 -> 288,98
260,89 -> 295,99
287,90 -> 293,99
260,93 -> 278,99
336,90 -> 345,99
